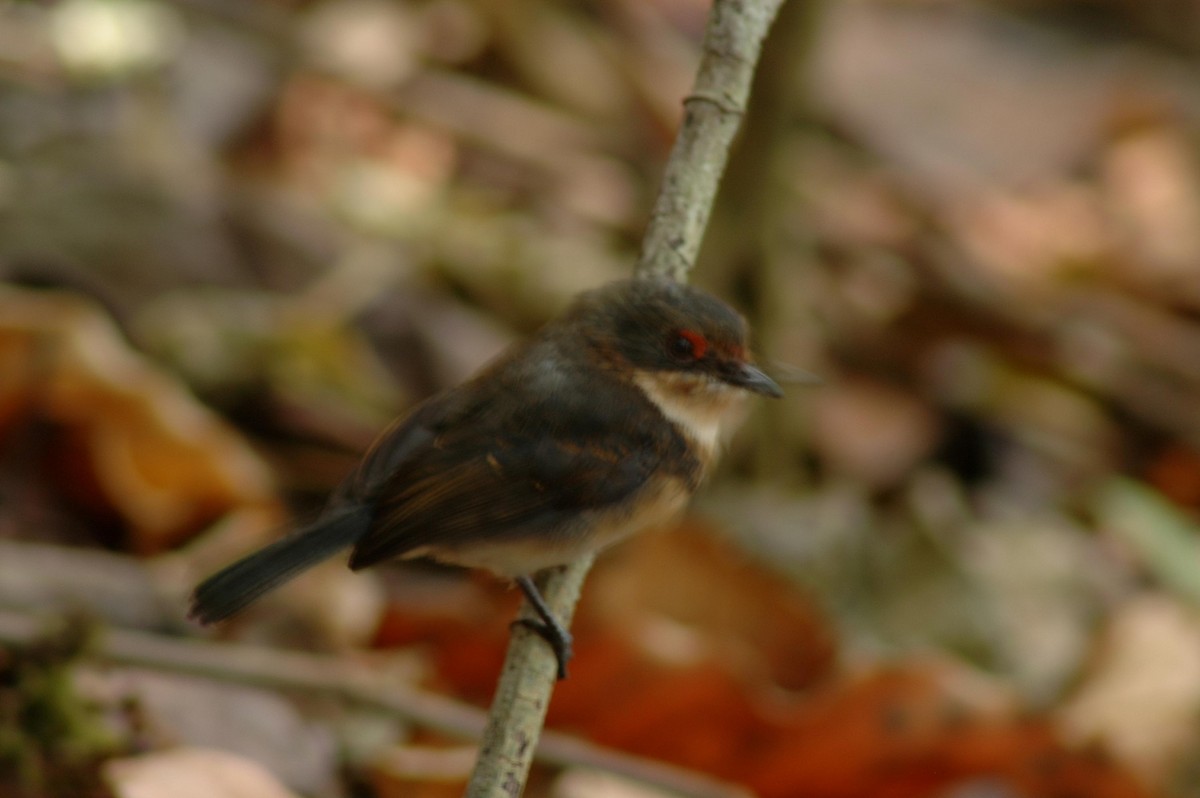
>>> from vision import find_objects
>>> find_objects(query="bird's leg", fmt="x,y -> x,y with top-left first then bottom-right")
512,574 -> 574,680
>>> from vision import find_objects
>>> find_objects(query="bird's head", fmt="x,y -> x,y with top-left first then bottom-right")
563,278 -> 782,417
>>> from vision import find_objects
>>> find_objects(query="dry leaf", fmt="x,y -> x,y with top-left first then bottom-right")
589,521 -> 838,690
106,669 -> 338,794
1102,123 -> 1200,286
1059,594 -> 1200,785
105,747 -> 301,798
369,744 -> 476,798
0,286 -> 282,553
554,768 -> 688,798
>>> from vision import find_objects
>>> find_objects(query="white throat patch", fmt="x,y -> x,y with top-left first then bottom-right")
632,370 -> 743,459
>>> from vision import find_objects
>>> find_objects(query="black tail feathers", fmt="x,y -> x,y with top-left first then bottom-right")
189,505 -> 373,625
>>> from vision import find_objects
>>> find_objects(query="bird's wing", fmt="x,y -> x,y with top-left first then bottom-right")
333,399 -> 443,505
346,394 -> 676,571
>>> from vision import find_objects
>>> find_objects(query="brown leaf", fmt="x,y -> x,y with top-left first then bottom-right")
105,747 -> 301,798
0,286 -> 282,553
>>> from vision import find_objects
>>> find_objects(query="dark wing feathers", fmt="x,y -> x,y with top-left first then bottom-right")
347,431 -> 661,570
333,400 -> 442,504
344,350 -> 677,571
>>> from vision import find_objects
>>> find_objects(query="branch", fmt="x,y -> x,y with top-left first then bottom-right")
466,1 -> 788,796
0,609 -> 743,798
636,0 -> 789,283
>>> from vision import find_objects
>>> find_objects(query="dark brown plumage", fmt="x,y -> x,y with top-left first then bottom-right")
190,277 -> 781,677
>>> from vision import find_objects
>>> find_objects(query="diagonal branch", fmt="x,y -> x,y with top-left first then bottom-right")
637,0 -> 789,283
465,1 -> 789,796
0,609 -> 744,798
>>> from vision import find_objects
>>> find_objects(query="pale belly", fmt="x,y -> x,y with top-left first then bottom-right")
403,474 -> 693,577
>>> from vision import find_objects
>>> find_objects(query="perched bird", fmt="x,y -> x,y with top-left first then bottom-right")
190,277 -> 782,678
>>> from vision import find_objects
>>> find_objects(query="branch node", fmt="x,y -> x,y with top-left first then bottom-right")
684,90 -> 745,117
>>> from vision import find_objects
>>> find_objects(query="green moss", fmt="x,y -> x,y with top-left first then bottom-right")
0,617 -> 123,798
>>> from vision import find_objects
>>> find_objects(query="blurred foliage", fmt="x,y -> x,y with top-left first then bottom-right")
0,618 -> 119,798
2,0 -> 1200,796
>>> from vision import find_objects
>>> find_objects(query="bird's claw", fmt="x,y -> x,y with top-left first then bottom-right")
511,617 -> 573,680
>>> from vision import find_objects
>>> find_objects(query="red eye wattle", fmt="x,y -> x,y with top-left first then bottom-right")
668,329 -> 708,360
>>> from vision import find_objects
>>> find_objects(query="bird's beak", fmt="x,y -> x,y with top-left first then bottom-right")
724,361 -> 784,397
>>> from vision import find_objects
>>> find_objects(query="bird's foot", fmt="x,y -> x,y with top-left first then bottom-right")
514,574 -> 574,680
511,616 -> 573,680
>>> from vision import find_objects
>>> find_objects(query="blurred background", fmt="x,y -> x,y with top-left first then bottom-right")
2,0 -> 1200,796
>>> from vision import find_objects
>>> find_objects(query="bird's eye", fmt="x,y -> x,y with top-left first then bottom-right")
667,329 -> 707,361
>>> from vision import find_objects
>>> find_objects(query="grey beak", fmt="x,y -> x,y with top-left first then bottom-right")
725,362 -> 784,398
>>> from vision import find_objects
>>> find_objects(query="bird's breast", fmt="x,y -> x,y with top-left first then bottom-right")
403,472 -> 693,578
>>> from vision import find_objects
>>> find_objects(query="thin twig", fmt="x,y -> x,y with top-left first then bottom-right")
464,559 -> 592,797
0,608 -> 745,798
636,0 -> 789,284
465,1 -> 788,796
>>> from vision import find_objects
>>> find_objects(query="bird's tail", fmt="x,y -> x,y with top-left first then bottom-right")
189,505 -> 373,625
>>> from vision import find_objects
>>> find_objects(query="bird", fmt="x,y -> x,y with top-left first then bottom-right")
189,276 -> 783,678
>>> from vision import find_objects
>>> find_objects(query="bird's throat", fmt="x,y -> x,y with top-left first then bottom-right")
632,370 -> 742,463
